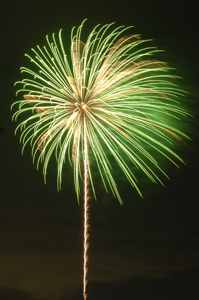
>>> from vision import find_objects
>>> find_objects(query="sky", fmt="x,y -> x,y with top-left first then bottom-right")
0,0 -> 199,299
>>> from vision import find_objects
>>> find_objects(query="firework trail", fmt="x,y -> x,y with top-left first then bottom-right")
83,118 -> 89,299
12,20 -> 189,299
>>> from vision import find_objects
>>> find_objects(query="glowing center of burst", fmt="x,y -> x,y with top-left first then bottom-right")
81,104 -> 86,110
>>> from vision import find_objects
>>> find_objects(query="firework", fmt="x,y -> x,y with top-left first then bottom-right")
12,20 -> 189,299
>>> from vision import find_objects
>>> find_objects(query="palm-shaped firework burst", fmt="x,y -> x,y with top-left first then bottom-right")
12,20 -> 189,299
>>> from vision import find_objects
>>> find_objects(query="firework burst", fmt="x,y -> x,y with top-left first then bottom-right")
12,20 -> 189,299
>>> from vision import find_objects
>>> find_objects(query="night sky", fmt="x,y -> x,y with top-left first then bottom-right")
0,1 -> 199,299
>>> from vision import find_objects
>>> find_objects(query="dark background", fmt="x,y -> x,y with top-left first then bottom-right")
0,0 -> 199,299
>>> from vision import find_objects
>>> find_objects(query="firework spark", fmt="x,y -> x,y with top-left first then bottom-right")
12,20 -> 189,299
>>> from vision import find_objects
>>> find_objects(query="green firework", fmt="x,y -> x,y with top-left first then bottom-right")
12,20 -> 189,203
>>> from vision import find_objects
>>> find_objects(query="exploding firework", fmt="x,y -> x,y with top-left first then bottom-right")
12,20 -> 189,299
